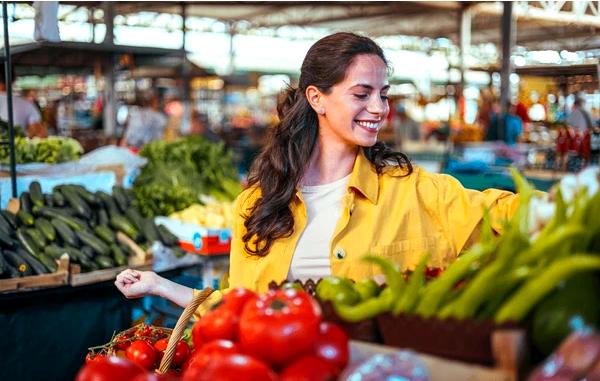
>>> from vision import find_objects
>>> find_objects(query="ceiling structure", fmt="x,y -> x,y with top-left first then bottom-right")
65,1 -> 600,51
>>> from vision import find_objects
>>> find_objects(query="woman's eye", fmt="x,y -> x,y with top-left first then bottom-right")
354,94 -> 368,99
380,95 -> 389,100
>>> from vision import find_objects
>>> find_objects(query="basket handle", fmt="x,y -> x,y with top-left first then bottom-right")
157,287 -> 214,374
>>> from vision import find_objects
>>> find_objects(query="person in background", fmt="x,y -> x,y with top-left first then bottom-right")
120,94 -> 167,150
485,101 -> 522,145
0,65 -> 47,137
567,96 -> 593,134
392,103 -> 421,148
190,110 -> 221,143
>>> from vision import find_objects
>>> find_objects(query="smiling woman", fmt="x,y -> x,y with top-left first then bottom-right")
116,32 -> 519,304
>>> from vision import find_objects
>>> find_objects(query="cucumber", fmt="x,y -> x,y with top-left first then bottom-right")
44,245 -> 69,260
43,194 -> 54,207
0,215 -> 12,236
0,210 -> 17,229
37,252 -> 57,272
51,188 -> 66,207
3,250 -> 33,276
0,251 -> 9,276
96,191 -> 119,215
80,246 -> 95,260
141,218 -> 159,243
19,192 -> 32,214
16,228 -> 40,257
17,248 -> 49,275
157,224 -> 179,246
26,228 -> 47,246
94,225 -> 116,244
112,186 -> 129,212
61,187 -> 92,219
97,208 -> 109,226
35,218 -> 56,242
51,218 -> 79,247
0,253 -> 20,278
110,244 -> 127,267
95,255 -> 114,269
29,181 -> 44,207
70,185 -> 99,205
110,214 -> 139,241
76,230 -> 110,256
0,229 -> 15,248
125,208 -> 144,231
39,207 -> 88,231
17,210 -> 35,226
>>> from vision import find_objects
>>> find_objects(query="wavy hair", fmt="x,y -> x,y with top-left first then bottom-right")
243,32 -> 412,256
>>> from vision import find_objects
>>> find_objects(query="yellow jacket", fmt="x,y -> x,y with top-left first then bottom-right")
227,150 -> 519,293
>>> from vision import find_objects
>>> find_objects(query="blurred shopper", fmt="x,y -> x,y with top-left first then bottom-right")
120,95 -> 167,150
190,110 -> 221,143
116,32 -> 521,302
392,103 -> 421,148
567,97 -> 593,133
0,65 -> 47,137
485,101 -> 522,145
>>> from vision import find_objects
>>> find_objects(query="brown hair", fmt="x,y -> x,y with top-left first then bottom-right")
243,32 -> 412,256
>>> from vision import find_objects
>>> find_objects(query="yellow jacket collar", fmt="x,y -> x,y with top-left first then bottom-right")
348,149 -> 379,204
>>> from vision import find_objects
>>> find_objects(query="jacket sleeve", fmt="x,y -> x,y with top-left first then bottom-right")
436,174 -> 520,255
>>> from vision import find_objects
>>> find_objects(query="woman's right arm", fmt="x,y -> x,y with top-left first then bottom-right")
115,269 -> 194,308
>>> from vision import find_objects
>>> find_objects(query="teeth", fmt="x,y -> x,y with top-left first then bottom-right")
356,120 -> 379,130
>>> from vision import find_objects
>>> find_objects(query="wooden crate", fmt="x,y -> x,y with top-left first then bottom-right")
0,254 -> 70,293
69,232 -> 153,287
349,330 -> 526,381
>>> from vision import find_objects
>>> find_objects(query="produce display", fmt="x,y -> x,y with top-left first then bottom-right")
132,137 -> 241,218
169,199 -> 234,229
0,181 -> 182,279
77,288 -> 350,381
315,167 -> 600,357
0,122 -> 83,164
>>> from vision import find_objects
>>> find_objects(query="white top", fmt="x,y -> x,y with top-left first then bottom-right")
288,174 -> 351,282
123,106 -> 168,148
0,92 -> 41,132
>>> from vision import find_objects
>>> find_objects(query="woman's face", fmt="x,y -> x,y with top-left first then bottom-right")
318,54 -> 390,148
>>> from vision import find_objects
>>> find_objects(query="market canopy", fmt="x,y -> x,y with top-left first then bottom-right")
67,1 -> 600,51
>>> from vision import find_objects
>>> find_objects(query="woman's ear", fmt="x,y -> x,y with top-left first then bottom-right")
306,85 -> 325,115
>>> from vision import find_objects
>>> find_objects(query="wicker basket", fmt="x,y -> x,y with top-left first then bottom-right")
88,288 -> 214,374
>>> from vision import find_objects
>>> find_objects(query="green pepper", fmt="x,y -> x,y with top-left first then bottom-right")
281,281 -> 304,291
416,242 -> 492,318
495,254 -> 600,323
353,279 -> 380,301
362,255 -> 405,301
393,253 -> 430,315
333,287 -> 393,323
315,276 -> 361,306
477,265 -> 533,320
515,224 -> 586,266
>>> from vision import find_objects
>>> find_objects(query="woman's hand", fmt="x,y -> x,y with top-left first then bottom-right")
115,269 -> 160,299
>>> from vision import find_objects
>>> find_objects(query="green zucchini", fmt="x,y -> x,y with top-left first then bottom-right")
19,192 -> 32,214
94,225 -> 116,244
37,252 -> 57,272
141,218 -> 159,243
80,246 -> 95,260
44,194 -> 54,207
17,210 -> 35,226
112,186 -> 130,212
51,188 -> 66,207
3,250 -> 33,276
110,244 -> 127,267
35,218 -> 56,242
0,253 -> 20,278
125,208 -> 144,231
51,218 -> 79,247
39,207 -> 87,231
0,251 -> 9,275
76,230 -> 110,256
95,255 -> 114,269
61,187 -> 91,219
96,191 -> 119,215
29,181 -> 44,207
97,208 -> 109,226
26,228 -> 47,246
0,210 -> 17,229
110,214 -> 139,241
44,245 -> 69,260
16,228 -> 40,257
17,248 -> 49,275
70,185 -> 99,205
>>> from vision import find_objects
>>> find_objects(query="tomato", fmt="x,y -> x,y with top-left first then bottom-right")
131,371 -> 180,381
154,338 -> 169,353
182,353 -> 277,381
239,289 -> 321,367
313,322 -> 349,374
85,353 -> 106,364
115,339 -> 132,350
280,355 -> 338,381
192,288 -> 257,347
126,340 -> 158,370
172,340 -> 191,367
135,324 -> 153,339
182,340 -> 239,373
76,356 -> 145,381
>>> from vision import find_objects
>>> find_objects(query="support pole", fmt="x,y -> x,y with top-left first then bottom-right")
499,1 -> 515,142
3,2 -> 16,198
102,1 -> 114,44
102,59 -> 116,138
181,2 -> 191,135
458,4 -> 471,124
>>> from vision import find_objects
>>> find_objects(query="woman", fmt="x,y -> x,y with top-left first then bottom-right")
115,33 -> 518,307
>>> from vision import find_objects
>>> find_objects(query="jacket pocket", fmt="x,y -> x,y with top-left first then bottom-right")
372,235 -> 454,271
